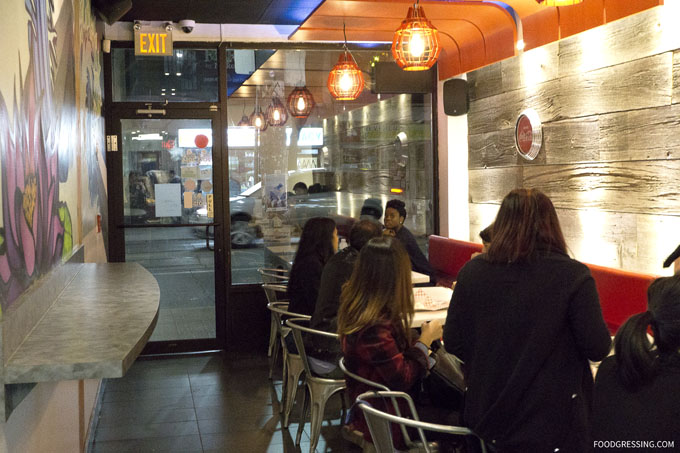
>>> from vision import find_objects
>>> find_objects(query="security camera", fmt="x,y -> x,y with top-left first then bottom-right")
179,19 -> 195,33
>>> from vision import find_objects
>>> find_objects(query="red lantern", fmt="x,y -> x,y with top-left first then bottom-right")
194,134 -> 209,149
287,86 -> 315,118
327,51 -> 364,101
392,5 -> 440,71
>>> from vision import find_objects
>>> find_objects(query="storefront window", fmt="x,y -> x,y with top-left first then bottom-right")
226,48 -> 434,284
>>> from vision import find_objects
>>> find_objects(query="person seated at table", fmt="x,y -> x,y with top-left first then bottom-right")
292,181 -> 308,195
306,220 -> 383,374
383,199 -> 434,280
338,236 -> 443,448
287,217 -> 338,318
592,275 -> 680,446
443,188 -> 611,452
359,198 -> 383,223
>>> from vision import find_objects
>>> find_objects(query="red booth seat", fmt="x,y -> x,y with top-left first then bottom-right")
428,235 -> 483,288
585,263 -> 657,334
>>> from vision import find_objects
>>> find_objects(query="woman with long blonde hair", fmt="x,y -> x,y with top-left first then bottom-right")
338,236 -> 442,447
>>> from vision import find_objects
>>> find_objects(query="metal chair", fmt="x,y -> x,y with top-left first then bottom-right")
258,267 -> 289,283
266,302 -> 310,428
259,266 -> 289,358
262,282 -> 288,360
356,390 -> 487,453
286,318 -> 347,453
339,356 -> 412,448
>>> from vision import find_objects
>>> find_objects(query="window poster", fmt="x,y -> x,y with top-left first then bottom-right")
264,173 -> 287,212
155,183 -> 181,217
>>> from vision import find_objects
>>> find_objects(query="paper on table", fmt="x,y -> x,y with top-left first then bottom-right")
413,286 -> 453,311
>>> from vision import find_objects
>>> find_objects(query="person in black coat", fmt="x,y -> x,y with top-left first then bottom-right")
307,220 -> 383,364
287,217 -> 337,316
592,275 -> 680,450
383,199 -> 434,280
443,188 -> 611,452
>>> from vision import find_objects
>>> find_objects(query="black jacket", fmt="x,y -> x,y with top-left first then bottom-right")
443,251 -> 611,452
592,354 -> 680,450
287,254 -> 325,316
395,226 -> 434,278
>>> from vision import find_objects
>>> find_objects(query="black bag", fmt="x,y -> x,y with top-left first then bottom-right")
422,341 -> 466,410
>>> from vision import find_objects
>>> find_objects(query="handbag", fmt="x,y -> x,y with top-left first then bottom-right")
422,340 -> 466,410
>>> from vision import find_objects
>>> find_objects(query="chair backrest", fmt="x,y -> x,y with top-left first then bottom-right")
356,391 -> 486,453
285,317 -> 339,380
258,267 -> 289,284
262,283 -> 288,304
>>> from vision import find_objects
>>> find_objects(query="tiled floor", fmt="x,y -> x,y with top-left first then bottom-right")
91,351 -> 362,453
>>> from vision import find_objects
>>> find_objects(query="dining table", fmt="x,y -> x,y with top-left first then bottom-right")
411,270 -> 430,284
411,285 -> 453,327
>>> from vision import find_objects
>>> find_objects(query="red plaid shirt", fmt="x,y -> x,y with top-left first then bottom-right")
342,318 -> 429,447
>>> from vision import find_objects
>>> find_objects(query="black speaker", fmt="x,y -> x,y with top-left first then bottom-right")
373,62 -> 434,94
92,0 -> 132,25
443,79 -> 469,116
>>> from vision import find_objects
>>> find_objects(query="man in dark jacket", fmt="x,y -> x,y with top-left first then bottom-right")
307,220 -> 382,363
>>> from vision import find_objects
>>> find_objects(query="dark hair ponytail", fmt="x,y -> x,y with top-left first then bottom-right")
614,311 -> 656,391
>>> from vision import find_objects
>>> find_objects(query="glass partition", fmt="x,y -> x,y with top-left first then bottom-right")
112,48 -> 218,102
226,48 -> 434,284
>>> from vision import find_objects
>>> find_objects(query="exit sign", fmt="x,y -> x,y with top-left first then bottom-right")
134,28 -> 173,56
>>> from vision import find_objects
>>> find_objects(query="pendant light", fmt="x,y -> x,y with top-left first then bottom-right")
392,0 -> 441,71
327,23 -> 364,101
287,86 -> 315,118
237,101 -> 250,126
536,0 -> 583,5
249,87 -> 268,132
267,82 -> 289,127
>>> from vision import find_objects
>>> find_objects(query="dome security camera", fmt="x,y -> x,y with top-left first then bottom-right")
179,19 -> 195,33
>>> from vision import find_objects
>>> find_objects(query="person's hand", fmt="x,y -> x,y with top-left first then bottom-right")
419,319 -> 443,347
383,228 -> 396,237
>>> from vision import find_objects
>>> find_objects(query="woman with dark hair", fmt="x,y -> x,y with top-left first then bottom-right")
383,199 -> 434,279
287,217 -> 338,316
443,188 -> 611,452
592,275 -> 680,444
338,236 -> 443,448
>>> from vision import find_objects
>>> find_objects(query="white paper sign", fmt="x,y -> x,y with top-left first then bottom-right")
155,183 -> 181,217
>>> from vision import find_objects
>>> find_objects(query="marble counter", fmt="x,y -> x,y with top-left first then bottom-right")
3,263 -> 159,384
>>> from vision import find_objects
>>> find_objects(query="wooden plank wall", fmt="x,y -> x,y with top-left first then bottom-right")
466,5 -> 680,275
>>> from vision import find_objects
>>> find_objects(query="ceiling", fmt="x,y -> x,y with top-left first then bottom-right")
115,0 -> 326,25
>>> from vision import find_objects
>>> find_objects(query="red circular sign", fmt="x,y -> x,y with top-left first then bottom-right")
516,114 -> 533,156
194,134 -> 209,149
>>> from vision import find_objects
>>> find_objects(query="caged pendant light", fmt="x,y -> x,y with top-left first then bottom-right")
327,23 -> 364,101
266,83 -> 289,127
287,86 -> 315,118
249,87 -> 268,132
392,0 -> 441,71
237,101 -> 250,127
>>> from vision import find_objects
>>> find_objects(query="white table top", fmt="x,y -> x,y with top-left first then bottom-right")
412,309 -> 448,327
411,286 -> 452,327
411,271 -> 430,284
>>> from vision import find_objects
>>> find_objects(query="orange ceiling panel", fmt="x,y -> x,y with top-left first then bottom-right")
291,0 -> 665,79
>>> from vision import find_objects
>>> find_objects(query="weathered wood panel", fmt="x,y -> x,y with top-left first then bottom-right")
522,161 -> 680,215
467,64 -> 502,102
599,104 -> 680,161
468,53 -> 672,135
468,167 -> 523,204
558,53 -> 672,119
633,213 -> 680,275
542,116 -> 600,164
468,202 -> 500,242
501,42 -> 559,94
672,50 -> 680,105
468,129 -> 521,168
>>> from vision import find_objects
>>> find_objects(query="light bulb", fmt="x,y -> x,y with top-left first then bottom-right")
410,31 -> 425,58
255,117 -> 262,128
340,73 -> 352,92
297,97 -> 306,110
273,110 -> 280,121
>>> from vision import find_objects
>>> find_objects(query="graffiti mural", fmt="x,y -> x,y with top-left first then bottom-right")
0,0 -> 87,309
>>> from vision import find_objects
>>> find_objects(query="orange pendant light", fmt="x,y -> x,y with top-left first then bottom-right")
267,96 -> 288,127
392,2 -> 440,71
536,0 -> 583,5
327,24 -> 364,101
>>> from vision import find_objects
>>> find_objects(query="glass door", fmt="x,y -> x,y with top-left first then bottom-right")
109,114 -> 226,351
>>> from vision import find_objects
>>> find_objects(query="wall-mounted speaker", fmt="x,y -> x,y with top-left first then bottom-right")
443,78 -> 469,116
373,62 -> 434,94
92,0 -> 132,25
